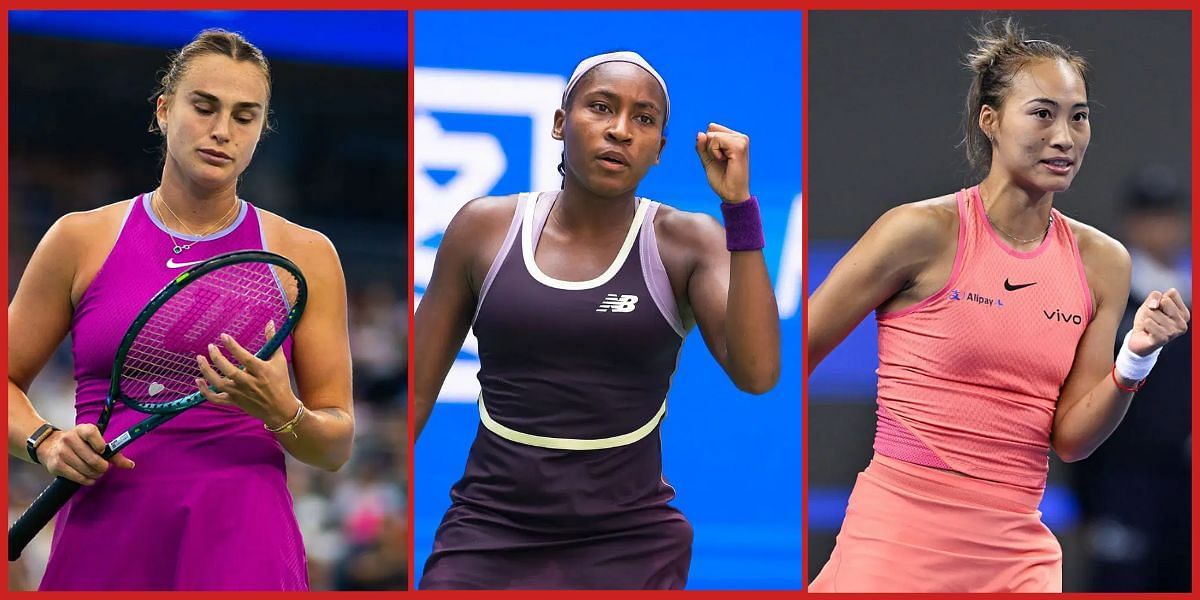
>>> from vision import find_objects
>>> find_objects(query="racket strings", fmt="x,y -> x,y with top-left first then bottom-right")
120,262 -> 299,406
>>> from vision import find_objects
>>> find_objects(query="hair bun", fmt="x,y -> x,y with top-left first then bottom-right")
965,17 -> 1027,74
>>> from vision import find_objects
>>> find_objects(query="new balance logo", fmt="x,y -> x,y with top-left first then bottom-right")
596,294 -> 638,313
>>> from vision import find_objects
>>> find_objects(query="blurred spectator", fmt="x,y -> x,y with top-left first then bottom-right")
1066,164 -> 1191,592
350,282 -> 408,408
330,430 -> 407,589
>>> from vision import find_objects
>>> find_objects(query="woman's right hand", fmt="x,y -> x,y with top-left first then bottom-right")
37,424 -> 134,485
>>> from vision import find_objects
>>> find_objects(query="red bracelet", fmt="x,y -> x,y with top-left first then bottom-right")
1111,364 -> 1147,393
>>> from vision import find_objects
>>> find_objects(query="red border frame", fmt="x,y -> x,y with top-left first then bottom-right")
1,6 -> 9,591
1191,7 -> 1198,598
407,8 -> 418,593
800,7 -> 810,590
3,2 -> 1197,597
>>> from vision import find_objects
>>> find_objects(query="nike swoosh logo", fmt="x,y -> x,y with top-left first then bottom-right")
1004,279 -> 1037,291
166,258 -> 205,269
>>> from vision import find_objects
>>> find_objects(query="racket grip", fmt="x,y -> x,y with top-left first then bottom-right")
8,476 -> 83,561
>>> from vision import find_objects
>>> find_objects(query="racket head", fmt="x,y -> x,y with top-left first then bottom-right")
107,250 -> 308,414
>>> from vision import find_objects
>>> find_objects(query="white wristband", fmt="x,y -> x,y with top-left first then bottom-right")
1115,330 -> 1161,382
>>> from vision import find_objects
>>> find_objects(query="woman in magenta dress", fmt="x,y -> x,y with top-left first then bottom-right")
7,29 -> 354,590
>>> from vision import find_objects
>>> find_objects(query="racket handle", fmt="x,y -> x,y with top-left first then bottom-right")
8,476 -> 83,561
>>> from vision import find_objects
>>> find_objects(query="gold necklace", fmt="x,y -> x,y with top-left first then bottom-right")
153,192 -> 240,254
986,210 -> 1053,245
978,188 -> 1054,245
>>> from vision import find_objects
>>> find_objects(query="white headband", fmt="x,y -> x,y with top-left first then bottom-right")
561,51 -> 670,124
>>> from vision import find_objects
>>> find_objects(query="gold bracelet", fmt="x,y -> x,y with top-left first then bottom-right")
264,400 -> 307,438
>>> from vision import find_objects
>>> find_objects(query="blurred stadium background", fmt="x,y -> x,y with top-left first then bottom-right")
413,10 -> 803,590
6,11 -> 407,591
808,11 -> 1191,592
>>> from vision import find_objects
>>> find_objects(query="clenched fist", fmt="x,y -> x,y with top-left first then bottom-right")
1128,287 -> 1190,356
695,122 -> 751,204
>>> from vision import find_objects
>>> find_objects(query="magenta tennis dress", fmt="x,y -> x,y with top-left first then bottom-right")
38,192 -> 306,591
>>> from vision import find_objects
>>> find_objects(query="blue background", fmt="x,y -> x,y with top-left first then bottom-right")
9,11 -> 407,68
415,10 -> 803,590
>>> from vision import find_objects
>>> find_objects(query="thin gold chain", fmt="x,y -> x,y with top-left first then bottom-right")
152,192 -> 240,254
979,187 -> 1054,245
985,210 -> 1053,244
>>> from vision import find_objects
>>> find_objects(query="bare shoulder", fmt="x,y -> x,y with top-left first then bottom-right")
438,194 -> 521,281
27,198 -> 137,304
257,208 -> 343,272
1060,215 -> 1130,308
652,202 -> 724,249
1062,215 -> 1130,268
871,193 -> 958,247
259,209 -> 331,247
52,199 -> 134,242
44,199 -> 135,266
445,194 -> 520,241
62,198 -> 135,224
842,192 -> 960,282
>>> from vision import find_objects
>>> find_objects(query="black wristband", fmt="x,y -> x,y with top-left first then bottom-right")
26,423 -> 60,464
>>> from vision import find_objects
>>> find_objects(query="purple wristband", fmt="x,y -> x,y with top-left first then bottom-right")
720,196 -> 765,251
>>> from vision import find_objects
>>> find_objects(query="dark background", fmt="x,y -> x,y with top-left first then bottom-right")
808,11 -> 1191,592
7,12 -> 407,591
809,10 -> 1190,238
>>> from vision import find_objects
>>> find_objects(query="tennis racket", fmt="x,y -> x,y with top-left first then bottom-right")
8,250 -> 307,561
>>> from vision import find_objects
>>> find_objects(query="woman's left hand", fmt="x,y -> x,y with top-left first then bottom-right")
195,321 -> 298,428
1128,287 -> 1191,356
695,122 -> 751,204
